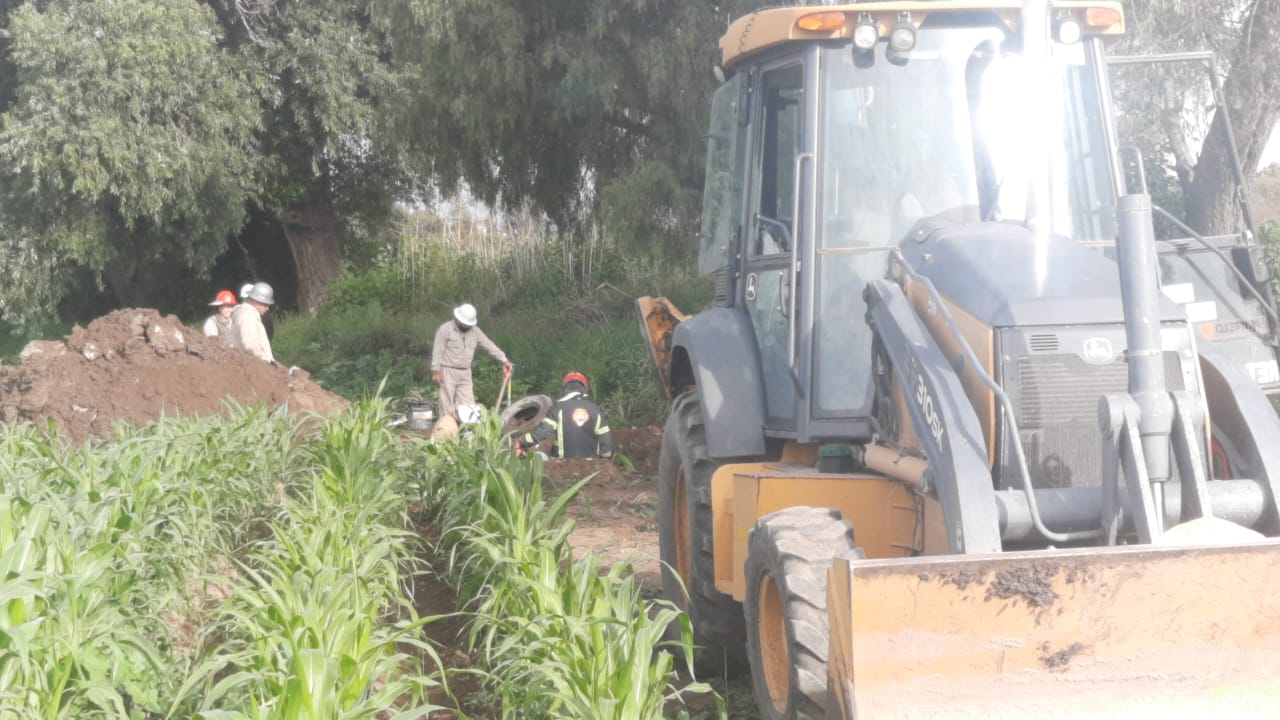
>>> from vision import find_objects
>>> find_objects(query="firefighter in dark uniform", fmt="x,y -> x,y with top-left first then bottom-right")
518,372 -> 613,458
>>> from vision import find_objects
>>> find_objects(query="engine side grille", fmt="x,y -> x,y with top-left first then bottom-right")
1018,356 -> 1127,426
1002,341 -> 1187,490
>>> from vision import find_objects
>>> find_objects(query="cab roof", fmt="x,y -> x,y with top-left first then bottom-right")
720,1 -> 1125,68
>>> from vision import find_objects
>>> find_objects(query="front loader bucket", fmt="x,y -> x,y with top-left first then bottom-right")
827,541 -> 1280,719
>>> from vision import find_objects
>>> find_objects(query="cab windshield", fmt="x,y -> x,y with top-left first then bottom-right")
812,21 -> 1115,418
818,23 -> 1115,250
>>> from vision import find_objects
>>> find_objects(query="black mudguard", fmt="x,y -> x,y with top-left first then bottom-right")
672,308 -> 768,459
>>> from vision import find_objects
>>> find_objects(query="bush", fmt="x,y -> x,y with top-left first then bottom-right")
275,233 -> 714,425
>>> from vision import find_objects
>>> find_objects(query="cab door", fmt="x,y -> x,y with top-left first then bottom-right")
743,60 -> 808,430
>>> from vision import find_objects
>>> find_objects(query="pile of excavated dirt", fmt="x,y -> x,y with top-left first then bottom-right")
0,308 -> 347,443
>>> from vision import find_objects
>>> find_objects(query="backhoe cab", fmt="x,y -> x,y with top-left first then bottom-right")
638,2 -> 1280,718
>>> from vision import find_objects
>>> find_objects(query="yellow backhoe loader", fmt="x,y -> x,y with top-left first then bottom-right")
638,2 -> 1280,718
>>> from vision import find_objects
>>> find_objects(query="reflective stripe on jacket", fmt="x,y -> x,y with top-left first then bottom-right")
523,390 -> 612,458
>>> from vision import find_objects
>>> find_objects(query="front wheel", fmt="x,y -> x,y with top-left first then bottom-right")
746,506 -> 859,720
658,391 -> 748,673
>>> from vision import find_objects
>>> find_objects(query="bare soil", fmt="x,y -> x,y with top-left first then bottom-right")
544,425 -> 665,590
0,308 -> 347,442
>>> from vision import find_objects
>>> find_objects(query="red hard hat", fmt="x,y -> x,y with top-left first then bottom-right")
562,371 -> 589,390
209,289 -> 237,306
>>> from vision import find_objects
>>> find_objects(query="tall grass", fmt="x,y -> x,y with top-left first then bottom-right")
273,240 -> 713,425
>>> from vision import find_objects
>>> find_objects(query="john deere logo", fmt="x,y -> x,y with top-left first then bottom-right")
1082,337 -> 1115,364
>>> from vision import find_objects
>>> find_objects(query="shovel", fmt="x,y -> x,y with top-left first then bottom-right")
494,366 -> 513,413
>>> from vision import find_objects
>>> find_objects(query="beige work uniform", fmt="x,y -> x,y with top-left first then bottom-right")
430,321 -> 507,419
228,304 -> 274,363
203,313 -> 232,340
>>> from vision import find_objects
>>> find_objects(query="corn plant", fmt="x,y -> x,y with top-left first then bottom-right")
418,413 -> 724,719
0,494 -> 174,718
171,400 -> 448,719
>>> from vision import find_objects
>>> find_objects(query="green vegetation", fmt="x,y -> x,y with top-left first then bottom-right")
420,416 -> 723,718
0,404 -> 446,717
273,215 -> 713,425
0,401 -> 719,718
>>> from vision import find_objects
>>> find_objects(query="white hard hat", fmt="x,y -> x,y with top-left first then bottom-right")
240,283 -> 254,299
453,303 -> 478,327
247,282 -> 275,305
457,403 -> 483,425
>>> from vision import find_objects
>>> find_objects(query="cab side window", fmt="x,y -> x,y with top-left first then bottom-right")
755,65 -> 804,256
698,74 -> 747,276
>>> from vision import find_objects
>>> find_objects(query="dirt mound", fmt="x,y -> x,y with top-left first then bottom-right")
0,308 -> 347,443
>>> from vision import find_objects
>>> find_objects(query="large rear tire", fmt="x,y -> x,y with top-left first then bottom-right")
745,506 -> 858,720
658,391 -> 748,673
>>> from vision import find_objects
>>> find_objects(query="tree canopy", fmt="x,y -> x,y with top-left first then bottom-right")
0,0 -> 412,323
370,0 -> 758,258
1115,0 -> 1280,233
0,0 -> 262,322
0,0 -> 1278,326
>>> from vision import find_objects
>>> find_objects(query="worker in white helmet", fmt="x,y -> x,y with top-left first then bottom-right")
239,281 -> 274,339
228,282 -> 276,363
430,303 -> 513,422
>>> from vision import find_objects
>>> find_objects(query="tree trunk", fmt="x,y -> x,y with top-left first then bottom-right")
280,205 -> 342,314
1185,0 -> 1280,234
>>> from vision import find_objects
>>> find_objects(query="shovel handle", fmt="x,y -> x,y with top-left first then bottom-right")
494,371 -> 511,413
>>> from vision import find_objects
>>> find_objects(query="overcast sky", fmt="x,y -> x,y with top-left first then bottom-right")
1262,124 -> 1280,169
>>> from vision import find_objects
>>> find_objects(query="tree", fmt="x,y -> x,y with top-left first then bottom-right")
212,0 -> 413,312
0,0 -> 261,323
0,0 -> 416,323
371,0 -> 758,261
1117,0 -> 1280,234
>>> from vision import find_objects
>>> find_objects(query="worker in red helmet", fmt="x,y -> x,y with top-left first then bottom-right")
202,289 -> 237,341
518,372 -> 613,458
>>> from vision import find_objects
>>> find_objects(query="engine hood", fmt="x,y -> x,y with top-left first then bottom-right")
896,220 -> 1185,327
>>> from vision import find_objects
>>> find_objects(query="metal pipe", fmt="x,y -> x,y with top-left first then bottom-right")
1020,0 -> 1053,284
1115,192 -> 1175,532
996,480 -> 1268,543
862,443 -> 926,488
787,152 -> 812,371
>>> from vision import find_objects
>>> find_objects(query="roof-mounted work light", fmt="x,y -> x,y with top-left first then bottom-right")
1054,14 -> 1083,44
853,13 -> 879,51
888,13 -> 916,54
